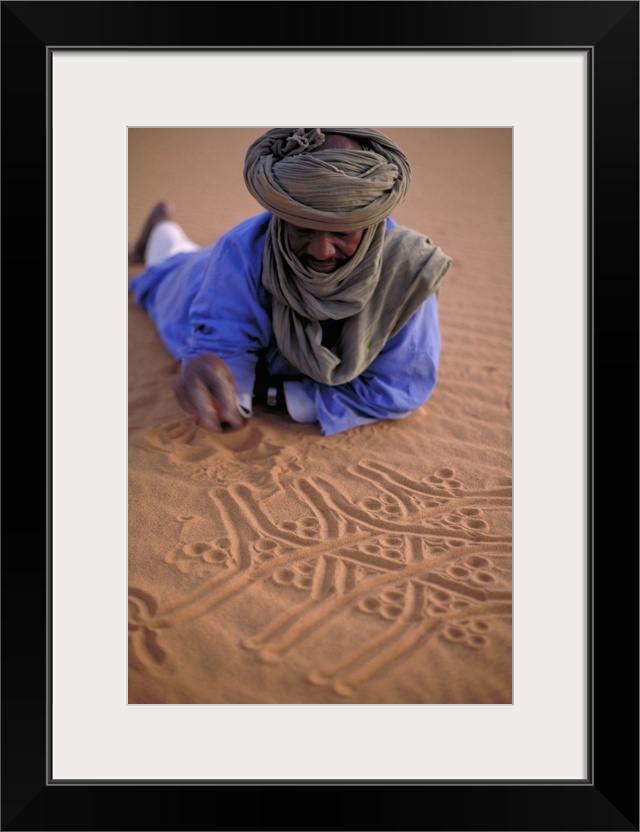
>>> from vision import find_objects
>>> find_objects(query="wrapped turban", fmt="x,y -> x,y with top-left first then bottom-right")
243,128 -> 412,232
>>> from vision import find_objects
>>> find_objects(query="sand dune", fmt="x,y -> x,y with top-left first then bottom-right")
128,127 -> 512,704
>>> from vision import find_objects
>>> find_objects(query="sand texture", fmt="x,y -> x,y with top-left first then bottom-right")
128,128 -> 513,704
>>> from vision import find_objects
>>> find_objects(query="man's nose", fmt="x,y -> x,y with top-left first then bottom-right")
307,232 -> 336,260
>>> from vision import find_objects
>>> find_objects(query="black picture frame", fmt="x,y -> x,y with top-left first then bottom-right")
2,2 -> 638,830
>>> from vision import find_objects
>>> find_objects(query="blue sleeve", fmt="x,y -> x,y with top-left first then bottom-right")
180,218 -> 273,395
312,294 -> 441,436
130,214 -> 273,397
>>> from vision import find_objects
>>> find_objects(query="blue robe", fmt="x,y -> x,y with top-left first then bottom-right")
130,212 -> 441,436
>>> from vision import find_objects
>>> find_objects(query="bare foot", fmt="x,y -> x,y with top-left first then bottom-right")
129,201 -> 173,265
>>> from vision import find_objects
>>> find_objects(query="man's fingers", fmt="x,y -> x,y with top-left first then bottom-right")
174,356 -> 246,433
186,356 -> 245,430
204,372 -> 244,429
218,401 -> 245,430
173,376 -> 223,433
190,379 -> 223,433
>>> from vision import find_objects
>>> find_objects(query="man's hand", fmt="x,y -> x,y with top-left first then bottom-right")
173,354 -> 246,433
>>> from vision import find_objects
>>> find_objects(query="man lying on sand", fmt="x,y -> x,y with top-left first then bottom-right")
129,128 -> 452,437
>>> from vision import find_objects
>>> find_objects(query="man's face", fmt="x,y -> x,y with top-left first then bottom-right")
286,225 -> 365,274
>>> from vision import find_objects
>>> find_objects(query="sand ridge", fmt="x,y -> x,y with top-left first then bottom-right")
128,127 -> 513,704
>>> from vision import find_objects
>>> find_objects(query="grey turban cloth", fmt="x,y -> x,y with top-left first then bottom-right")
243,127 -> 411,232
242,128 -> 452,387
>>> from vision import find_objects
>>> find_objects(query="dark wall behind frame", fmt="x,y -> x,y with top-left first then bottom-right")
2,1 -> 637,830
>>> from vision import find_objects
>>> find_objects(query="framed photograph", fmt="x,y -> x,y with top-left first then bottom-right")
3,2 -> 637,830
